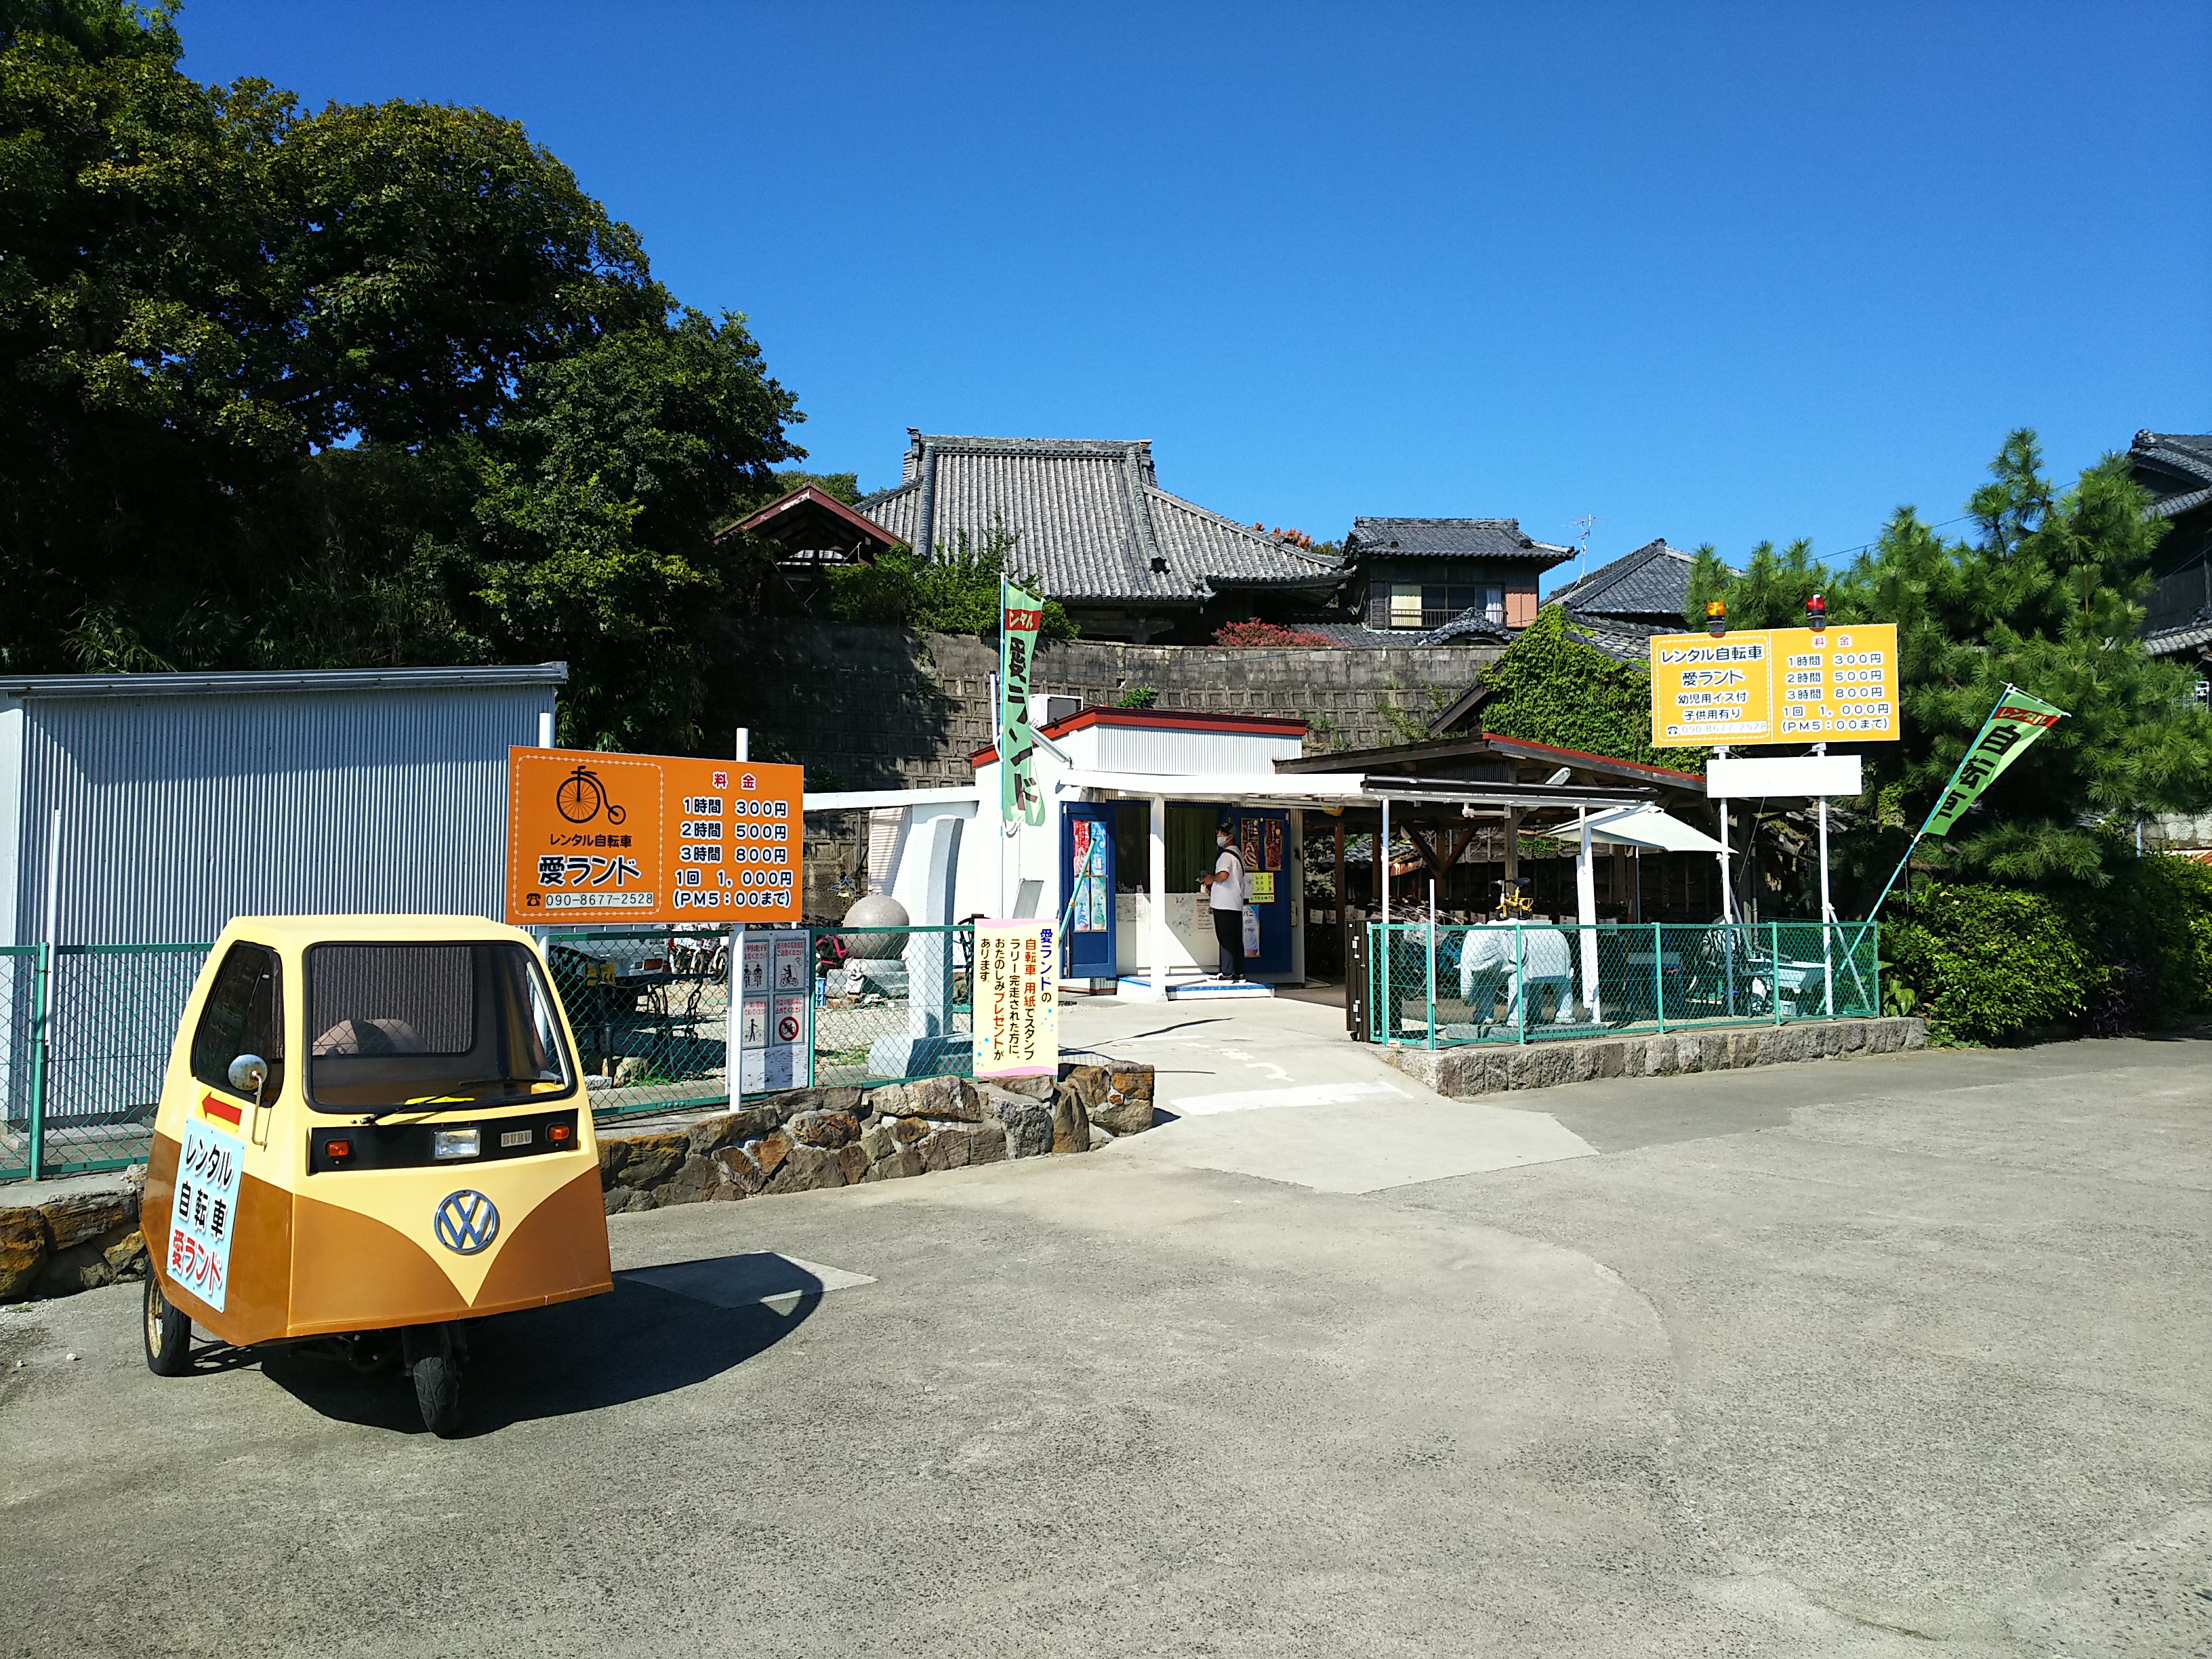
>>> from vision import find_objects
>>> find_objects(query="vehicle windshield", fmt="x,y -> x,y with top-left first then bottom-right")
305,941 -> 576,1113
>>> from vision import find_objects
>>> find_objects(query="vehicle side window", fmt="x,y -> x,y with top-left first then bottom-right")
190,943 -> 286,1099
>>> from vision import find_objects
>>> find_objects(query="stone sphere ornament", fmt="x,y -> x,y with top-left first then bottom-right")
840,891 -> 911,958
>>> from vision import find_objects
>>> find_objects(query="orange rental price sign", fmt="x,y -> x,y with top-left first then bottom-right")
505,747 -> 804,926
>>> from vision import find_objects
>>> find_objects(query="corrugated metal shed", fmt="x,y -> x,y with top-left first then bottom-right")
0,665 -> 565,946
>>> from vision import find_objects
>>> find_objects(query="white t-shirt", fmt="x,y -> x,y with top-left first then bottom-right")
1209,846 -> 1246,912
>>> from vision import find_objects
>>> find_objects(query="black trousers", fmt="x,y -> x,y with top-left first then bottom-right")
1212,905 -> 1245,981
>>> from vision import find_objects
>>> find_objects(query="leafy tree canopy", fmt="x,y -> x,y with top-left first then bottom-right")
1,0 -> 803,750
1686,431 -> 2212,890
825,518 -> 1076,641
1478,605 -> 1706,774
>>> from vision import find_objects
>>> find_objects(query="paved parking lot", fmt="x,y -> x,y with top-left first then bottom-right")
2,1019 -> 2206,1658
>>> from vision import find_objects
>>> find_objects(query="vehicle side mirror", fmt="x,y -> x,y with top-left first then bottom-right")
228,1053 -> 270,1103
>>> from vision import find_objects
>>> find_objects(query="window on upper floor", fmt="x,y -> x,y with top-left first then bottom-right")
1382,583 -> 1506,630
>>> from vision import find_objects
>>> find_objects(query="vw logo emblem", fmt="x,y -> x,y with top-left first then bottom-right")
434,1190 -> 499,1255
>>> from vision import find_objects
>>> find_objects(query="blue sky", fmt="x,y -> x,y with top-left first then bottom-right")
182,2 -> 2210,588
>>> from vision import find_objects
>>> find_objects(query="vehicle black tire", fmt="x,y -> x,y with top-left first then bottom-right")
143,1273 -> 192,1376
403,1324 -> 465,1437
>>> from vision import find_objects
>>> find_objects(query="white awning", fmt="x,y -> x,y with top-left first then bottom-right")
1580,804 -> 1725,855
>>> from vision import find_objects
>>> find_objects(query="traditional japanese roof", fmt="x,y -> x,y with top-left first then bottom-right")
2145,616 -> 2212,659
2129,431 -> 2212,522
855,433 -> 1344,607
1343,517 -> 1572,565
1546,538 -> 1697,625
727,485 -> 899,562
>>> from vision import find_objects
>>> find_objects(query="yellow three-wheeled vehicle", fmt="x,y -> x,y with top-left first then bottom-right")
141,916 -> 612,1435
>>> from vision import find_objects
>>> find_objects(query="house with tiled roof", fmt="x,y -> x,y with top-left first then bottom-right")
2130,432 -> 2212,661
1340,517 -> 1571,634
1546,538 -> 1696,631
855,432 -> 1345,642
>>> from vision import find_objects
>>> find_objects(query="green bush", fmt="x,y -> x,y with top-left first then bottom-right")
1886,855 -> 2212,1042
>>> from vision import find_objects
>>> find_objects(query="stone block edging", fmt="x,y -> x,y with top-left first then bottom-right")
1378,1017 -> 1927,1099
1,1175 -> 148,1303
599,1062 -> 1155,1214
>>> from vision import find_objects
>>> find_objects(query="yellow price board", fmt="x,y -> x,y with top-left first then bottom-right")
1650,624 -> 1899,747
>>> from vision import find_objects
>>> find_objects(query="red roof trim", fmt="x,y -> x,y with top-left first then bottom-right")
969,705 -> 1309,766
726,485 -> 900,548
1480,732 -> 1706,787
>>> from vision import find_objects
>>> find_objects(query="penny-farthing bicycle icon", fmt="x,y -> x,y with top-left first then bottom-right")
555,764 -> 627,825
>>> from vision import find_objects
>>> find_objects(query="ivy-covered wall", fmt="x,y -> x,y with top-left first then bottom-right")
1477,606 -> 1706,774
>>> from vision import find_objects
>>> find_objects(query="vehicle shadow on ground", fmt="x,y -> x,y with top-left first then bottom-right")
258,1257 -> 822,1437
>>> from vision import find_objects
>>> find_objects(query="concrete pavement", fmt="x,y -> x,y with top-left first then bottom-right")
1,1027 -> 2206,1657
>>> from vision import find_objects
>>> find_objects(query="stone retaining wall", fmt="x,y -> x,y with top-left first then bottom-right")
599,1062 -> 1154,1212
1380,1017 -> 1927,1099
0,1177 -> 146,1303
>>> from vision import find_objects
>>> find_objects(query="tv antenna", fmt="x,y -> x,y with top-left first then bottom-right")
1567,514 -> 1599,585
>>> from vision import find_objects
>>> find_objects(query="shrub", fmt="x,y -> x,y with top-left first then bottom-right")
1212,619 -> 1338,648
1885,854 -> 2212,1042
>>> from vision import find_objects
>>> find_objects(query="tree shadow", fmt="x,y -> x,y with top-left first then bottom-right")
254,1255 -> 824,1438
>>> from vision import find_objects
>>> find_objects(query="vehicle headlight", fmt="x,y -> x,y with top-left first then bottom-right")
432,1128 -> 480,1160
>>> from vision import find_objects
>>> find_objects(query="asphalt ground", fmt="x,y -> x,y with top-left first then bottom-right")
1,1014 -> 2206,1658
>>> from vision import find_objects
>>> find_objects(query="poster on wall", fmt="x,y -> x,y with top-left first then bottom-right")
972,920 -> 1059,1078
1240,821 -> 1264,876
1264,819 -> 1283,872
1069,820 -> 1108,932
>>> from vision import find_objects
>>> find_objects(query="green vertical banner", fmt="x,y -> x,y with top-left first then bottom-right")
1000,579 -> 1046,827
1921,687 -> 2068,837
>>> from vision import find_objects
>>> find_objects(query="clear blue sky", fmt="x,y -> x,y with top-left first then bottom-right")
181,2 -> 2211,587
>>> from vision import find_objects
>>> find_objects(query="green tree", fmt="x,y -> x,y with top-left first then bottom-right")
1,1 -> 807,752
1692,431 -> 2212,895
825,517 -> 1076,640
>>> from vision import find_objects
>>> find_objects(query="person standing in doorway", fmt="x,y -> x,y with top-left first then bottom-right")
1198,820 -> 1248,982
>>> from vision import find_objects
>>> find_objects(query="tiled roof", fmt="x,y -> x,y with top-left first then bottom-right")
1412,608 -> 1511,647
2130,431 -> 2212,520
1343,517 -> 1572,564
2145,616 -> 2212,658
1546,539 -> 1697,624
855,433 -> 1343,605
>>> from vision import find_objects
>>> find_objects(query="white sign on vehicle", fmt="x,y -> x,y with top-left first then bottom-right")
169,1117 -> 245,1313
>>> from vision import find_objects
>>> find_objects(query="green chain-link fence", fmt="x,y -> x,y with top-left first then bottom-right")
2,943 -> 213,1181
1366,920 -> 1879,1046
545,922 -> 974,1124
0,924 -> 980,1178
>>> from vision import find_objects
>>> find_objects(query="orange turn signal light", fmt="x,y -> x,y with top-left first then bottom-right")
548,1123 -> 574,1145
326,1139 -> 353,1158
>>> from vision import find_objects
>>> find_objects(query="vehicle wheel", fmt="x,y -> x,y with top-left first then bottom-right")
403,1324 -> 465,1437
143,1273 -> 192,1376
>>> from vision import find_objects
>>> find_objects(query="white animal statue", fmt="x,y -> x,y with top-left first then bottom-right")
1458,923 -> 1578,1025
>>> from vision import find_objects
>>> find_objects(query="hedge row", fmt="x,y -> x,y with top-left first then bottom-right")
1885,854 -> 2212,1043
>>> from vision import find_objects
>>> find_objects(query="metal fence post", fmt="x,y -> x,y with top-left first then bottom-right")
1425,921 -> 1437,1050
26,939 -> 50,1182
1652,922 -> 1666,1035
1382,922 -> 1395,1046
1514,922 -> 1527,1045
1771,920 -> 1783,1025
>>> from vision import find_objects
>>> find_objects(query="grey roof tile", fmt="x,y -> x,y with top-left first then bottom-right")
855,434 -> 1340,604
1345,517 -> 1570,562
2129,431 -> 2212,519
1547,539 -> 1698,623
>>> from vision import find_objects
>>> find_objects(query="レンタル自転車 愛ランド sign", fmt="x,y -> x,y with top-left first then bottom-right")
1648,624 -> 1900,749
505,747 -> 803,925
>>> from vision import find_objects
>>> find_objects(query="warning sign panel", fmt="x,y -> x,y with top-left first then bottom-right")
506,747 -> 802,924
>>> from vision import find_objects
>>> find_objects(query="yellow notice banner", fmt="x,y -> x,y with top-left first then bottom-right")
1649,623 -> 1900,748
972,920 -> 1058,1078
